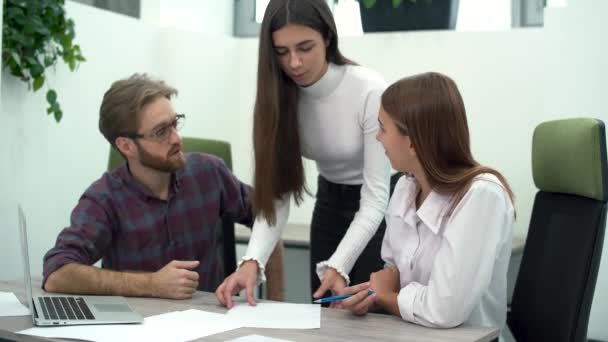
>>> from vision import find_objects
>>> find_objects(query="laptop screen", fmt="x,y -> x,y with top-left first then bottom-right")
18,204 -> 36,324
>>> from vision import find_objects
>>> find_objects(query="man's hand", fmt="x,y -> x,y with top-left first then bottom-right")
340,282 -> 376,316
149,260 -> 200,299
215,259 -> 258,308
370,266 -> 400,294
313,267 -> 347,308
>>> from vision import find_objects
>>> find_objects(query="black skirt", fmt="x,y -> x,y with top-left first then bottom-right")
309,173 -> 401,300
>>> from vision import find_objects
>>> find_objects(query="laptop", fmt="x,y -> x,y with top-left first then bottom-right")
17,205 -> 144,326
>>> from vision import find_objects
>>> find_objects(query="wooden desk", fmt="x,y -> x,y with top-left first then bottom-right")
0,279 -> 499,342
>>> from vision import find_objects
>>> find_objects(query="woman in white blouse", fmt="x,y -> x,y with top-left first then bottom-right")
341,72 -> 515,334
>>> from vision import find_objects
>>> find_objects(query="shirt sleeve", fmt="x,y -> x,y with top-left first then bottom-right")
316,87 -> 391,284
42,194 -> 113,288
380,218 -> 396,268
215,158 -> 254,228
240,196 -> 290,283
397,181 -> 514,328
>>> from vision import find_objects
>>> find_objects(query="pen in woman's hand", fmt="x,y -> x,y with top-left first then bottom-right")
313,290 -> 375,304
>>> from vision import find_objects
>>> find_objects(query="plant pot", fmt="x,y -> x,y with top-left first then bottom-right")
357,0 -> 459,32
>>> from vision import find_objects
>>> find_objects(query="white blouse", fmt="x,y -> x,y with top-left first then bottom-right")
382,174 -> 514,332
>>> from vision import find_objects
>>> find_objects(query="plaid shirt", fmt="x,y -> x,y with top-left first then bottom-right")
43,153 -> 253,291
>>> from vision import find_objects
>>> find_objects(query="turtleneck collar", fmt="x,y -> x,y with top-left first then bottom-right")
298,63 -> 345,99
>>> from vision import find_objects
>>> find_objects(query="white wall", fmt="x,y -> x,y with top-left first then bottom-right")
1,0 -> 607,339
141,0 -> 234,36
0,0 -> 2,106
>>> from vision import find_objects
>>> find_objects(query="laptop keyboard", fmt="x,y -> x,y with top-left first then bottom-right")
38,296 -> 95,321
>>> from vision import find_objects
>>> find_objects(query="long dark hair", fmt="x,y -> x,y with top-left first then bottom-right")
381,72 -> 515,215
253,0 -> 353,224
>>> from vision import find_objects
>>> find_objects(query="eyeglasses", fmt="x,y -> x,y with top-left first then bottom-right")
125,114 -> 185,143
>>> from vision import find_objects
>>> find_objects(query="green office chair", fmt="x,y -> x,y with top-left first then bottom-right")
508,118 -> 607,342
107,137 -> 237,280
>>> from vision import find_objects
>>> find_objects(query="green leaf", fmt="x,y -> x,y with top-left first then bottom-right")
29,63 -> 44,77
54,109 -> 63,122
60,35 -> 73,48
10,52 -> 22,67
362,0 -> 376,8
25,56 -> 37,65
5,7 -> 24,17
393,0 -> 403,7
44,56 -> 55,67
51,102 -> 60,113
7,64 -> 25,78
46,89 -> 58,104
33,76 -> 45,91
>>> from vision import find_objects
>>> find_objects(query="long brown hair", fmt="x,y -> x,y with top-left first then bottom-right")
381,72 -> 514,215
253,0 -> 353,224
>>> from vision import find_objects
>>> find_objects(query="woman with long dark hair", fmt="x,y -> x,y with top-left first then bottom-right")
216,0 -> 393,307
339,72 -> 515,336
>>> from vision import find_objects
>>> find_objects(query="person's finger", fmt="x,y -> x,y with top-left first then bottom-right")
342,287 -> 371,307
342,282 -> 370,296
313,277 -> 333,299
341,292 -> 363,308
172,260 -> 200,269
245,282 -> 257,306
224,278 -> 236,309
180,290 -> 194,300
180,269 -> 199,281
215,281 -> 227,305
178,286 -> 196,297
181,278 -> 198,289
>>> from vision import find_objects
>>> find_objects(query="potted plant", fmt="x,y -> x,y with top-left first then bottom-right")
351,0 -> 459,33
2,0 -> 85,122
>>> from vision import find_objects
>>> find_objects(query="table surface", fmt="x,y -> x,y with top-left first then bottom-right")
0,279 -> 499,342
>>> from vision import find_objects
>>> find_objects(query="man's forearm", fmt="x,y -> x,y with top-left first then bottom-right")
44,263 -> 155,297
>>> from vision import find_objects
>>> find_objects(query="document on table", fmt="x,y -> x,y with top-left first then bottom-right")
227,303 -> 321,329
0,291 -> 30,317
226,334 -> 294,342
17,309 -> 241,342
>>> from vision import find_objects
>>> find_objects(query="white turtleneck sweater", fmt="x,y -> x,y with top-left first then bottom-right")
242,63 -> 391,284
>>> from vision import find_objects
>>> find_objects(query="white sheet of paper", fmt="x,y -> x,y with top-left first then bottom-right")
0,291 -> 30,317
17,309 -> 241,342
226,334 -> 294,342
227,303 -> 320,329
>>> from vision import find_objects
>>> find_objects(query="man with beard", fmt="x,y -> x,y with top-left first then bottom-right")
42,74 -> 254,299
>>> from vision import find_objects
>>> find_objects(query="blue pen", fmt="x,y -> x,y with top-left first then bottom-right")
313,290 -> 375,304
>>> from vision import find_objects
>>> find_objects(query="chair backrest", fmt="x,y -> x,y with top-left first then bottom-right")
107,137 -> 237,282
508,118 -> 607,342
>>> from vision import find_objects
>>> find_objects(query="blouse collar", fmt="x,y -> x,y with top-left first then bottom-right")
387,175 -> 453,235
